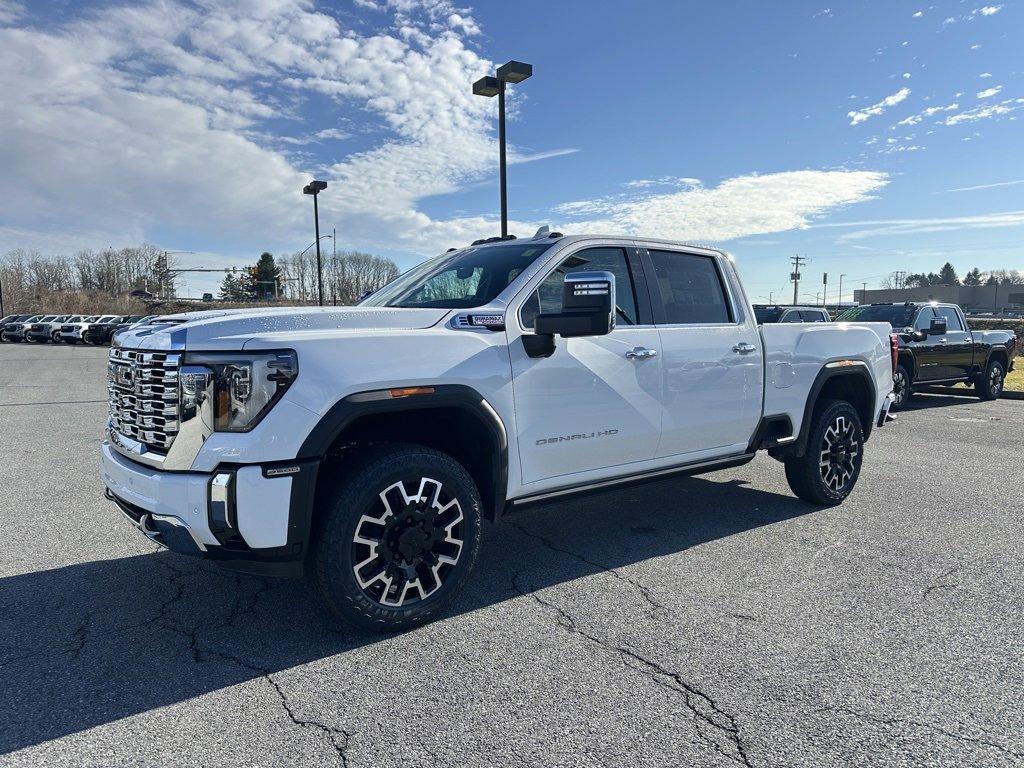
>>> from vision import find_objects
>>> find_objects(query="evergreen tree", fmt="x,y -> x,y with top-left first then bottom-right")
985,274 -> 999,286
937,262 -> 959,285
219,272 -> 246,302
963,267 -> 982,286
240,252 -> 281,300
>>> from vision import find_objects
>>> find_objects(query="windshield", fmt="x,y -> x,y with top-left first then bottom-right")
835,305 -> 917,327
361,241 -> 556,309
753,307 -> 785,323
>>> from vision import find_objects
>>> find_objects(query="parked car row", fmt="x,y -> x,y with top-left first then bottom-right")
0,314 -> 155,345
756,301 -> 1018,410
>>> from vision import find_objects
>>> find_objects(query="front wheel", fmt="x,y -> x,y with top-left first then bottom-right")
315,444 -> 482,632
890,363 -> 912,411
976,359 -> 1005,401
51,331 -> 62,343
784,399 -> 865,506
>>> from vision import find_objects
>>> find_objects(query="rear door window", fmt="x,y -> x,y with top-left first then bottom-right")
648,250 -> 732,325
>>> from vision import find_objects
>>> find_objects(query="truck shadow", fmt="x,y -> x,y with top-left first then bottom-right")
0,474 -> 814,754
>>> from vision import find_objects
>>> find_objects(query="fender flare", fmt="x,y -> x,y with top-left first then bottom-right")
297,384 -> 509,519
779,362 -> 877,459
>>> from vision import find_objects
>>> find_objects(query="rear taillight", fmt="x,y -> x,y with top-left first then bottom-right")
889,333 -> 899,376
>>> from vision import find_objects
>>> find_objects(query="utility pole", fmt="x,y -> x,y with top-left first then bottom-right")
790,255 -> 807,305
862,282 -> 867,305
332,226 -> 337,306
838,273 -> 846,308
769,291 -> 773,304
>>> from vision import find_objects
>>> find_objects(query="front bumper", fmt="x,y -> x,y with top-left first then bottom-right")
27,330 -> 53,341
60,328 -> 84,340
101,441 -> 317,577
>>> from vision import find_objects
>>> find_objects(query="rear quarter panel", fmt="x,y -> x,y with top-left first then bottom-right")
761,322 -> 893,437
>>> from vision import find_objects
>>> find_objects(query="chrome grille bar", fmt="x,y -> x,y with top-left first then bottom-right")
108,348 -> 181,452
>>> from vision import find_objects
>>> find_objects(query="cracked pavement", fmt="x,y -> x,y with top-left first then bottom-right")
2,343 -> 1024,767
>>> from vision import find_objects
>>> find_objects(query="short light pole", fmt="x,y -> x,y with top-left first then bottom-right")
303,180 -> 328,306
473,60 -> 533,238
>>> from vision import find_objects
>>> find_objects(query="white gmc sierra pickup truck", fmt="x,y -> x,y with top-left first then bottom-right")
101,232 -> 894,631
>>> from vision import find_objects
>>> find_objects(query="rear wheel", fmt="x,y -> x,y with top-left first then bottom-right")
975,359 -> 1005,401
315,444 -> 482,632
51,331 -> 62,343
785,399 -> 864,506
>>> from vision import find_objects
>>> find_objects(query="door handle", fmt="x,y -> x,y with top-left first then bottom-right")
732,342 -> 757,354
625,346 -> 658,360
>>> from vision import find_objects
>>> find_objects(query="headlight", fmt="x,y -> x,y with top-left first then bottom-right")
182,351 -> 297,432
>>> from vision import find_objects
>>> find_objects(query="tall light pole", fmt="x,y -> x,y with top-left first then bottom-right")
303,180 -> 328,306
838,273 -> 846,308
159,250 -> 195,299
473,60 -> 533,238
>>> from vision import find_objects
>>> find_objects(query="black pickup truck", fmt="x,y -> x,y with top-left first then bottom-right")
835,302 -> 1017,409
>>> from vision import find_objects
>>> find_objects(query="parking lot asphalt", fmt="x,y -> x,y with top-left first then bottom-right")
1,342 -> 1023,767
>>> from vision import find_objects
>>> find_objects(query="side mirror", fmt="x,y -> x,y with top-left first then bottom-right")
534,271 -> 616,338
929,317 -> 947,336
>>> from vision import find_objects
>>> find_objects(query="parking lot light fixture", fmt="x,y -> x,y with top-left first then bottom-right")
473,60 -> 533,238
303,180 -> 328,306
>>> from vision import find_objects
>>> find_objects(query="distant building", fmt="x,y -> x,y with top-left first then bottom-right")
854,284 -> 1024,312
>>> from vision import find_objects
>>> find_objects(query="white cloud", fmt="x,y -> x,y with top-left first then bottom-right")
970,44 -> 982,50
813,8 -> 833,18
945,98 -> 1024,125
0,0 -> 24,24
941,179 -> 1024,193
977,85 -> 1003,98
829,210 -> 1024,241
974,5 -> 1003,16
551,171 -> 889,242
979,72 -> 993,78
848,88 -> 911,125
912,10 -> 923,17
897,101 -> 959,125
0,0 -> 889,266
902,72 -> 911,79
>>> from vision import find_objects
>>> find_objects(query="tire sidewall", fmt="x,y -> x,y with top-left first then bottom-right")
984,360 -> 1004,399
317,446 -> 482,631
891,364 -> 911,410
806,401 -> 865,504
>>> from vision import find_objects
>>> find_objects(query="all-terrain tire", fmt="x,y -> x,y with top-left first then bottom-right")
784,399 -> 865,506
315,443 -> 482,633
975,358 -> 1005,401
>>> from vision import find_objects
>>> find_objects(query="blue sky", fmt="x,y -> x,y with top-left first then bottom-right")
0,0 -> 1021,300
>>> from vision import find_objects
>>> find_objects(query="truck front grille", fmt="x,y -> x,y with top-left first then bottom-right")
108,348 -> 181,451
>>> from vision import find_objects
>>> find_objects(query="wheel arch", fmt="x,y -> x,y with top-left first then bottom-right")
298,385 -> 509,523
985,346 -> 1009,372
897,349 -> 916,381
775,363 -> 877,459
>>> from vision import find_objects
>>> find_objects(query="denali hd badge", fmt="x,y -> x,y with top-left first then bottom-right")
536,429 -> 618,446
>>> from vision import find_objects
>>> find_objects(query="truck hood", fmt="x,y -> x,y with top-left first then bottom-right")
115,306 -> 450,351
